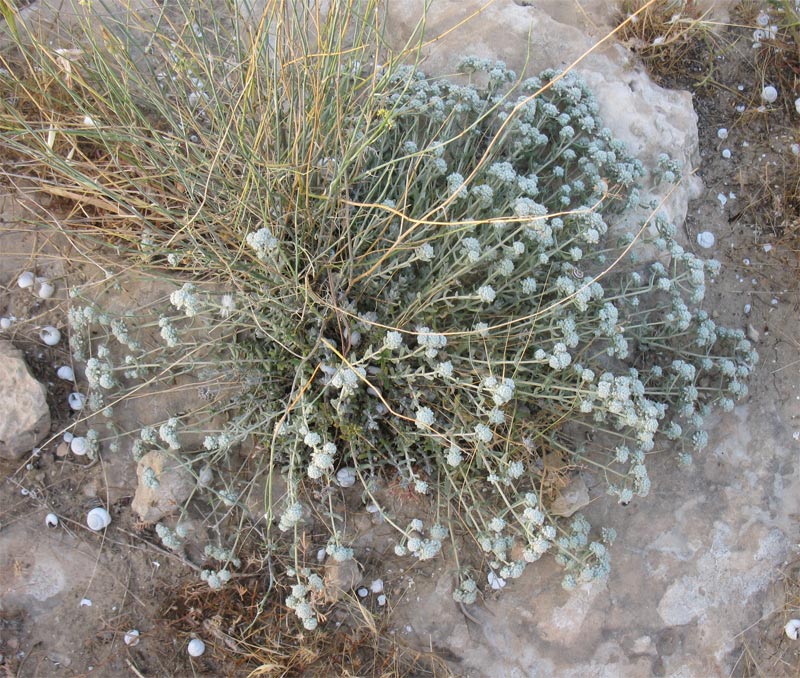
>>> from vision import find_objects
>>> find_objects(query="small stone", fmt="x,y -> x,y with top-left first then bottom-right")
335,467 -> 357,488
716,193 -> 727,207
696,231 -> 715,249
549,475 -> 591,517
0,341 -> 51,460
322,557 -> 362,603
131,451 -> 195,522
747,324 -> 760,343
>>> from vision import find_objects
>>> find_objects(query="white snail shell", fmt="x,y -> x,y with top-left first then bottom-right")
37,280 -> 55,299
187,638 -> 205,657
87,507 -> 112,531
70,436 -> 88,455
0,317 -> 11,330
68,392 -> 86,411
17,271 -> 35,288
786,619 -> 800,640
45,513 -> 59,527
761,85 -> 778,103
124,629 -> 141,646
57,365 -> 75,381
40,326 -> 61,346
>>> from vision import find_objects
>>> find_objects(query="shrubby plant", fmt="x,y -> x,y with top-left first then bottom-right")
0,0 -> 756,627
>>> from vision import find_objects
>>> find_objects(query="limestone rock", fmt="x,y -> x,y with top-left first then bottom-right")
0,341 -> 50,460
549,475 -> 591,517
131,450 -> 194,522
385,0 -> 703,234
322,557 -> 362,603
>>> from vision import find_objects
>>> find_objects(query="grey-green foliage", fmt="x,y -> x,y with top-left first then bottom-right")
3,5 -> 756,624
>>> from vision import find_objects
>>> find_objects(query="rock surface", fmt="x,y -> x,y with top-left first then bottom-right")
385,0 -> 703,233
0,340 -> 50,460
131,450 -> 194,522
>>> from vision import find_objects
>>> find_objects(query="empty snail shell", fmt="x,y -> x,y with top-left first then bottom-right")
37,280 -> 55,299
17,271 -> 35,288
70,436 -> 88,456
87,507 -> 112,531
124,629 -> 141,646
40,326 -> 61,346
57,365 -> 75,381
187,638 -> 206,657
68,392 -> 86,411
45,513 -> 59,527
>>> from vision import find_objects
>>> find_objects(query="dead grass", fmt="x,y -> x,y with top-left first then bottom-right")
616,0 -> 718,85
160,561 -> 451,678
730,557 -> 800,677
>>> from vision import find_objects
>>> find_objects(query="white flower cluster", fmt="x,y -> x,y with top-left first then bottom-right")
394,520 -> 447,561
278,501 -> 305,532
169,282 -> 202,317
85,356 -> 116,390
158,417 -> 181,450
416,326 -> 447,358
304,433 -> 336,479
452,577 -> 478,604
286,576 -> 324,630
246,226 -> 278,260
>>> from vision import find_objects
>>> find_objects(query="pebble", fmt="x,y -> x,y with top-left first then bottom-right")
747,324 -> 760,343
335,467 -> 357,488
717,193 -> 727,206
696,231 -> 715,249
